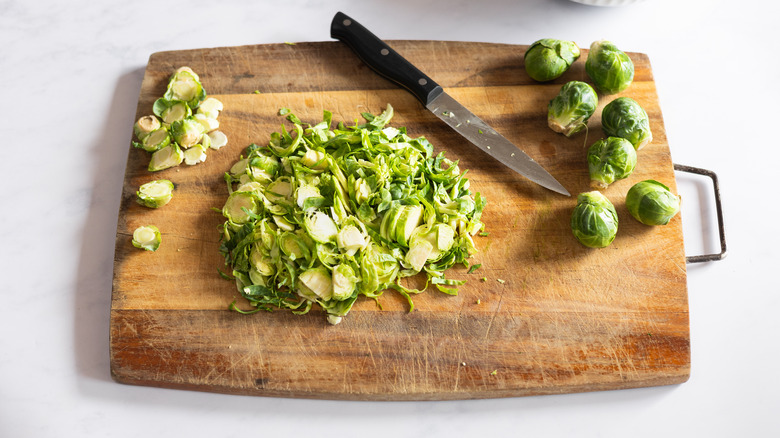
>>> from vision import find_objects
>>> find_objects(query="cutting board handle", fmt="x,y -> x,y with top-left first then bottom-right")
674,164 -> 728,263
331,12 -> 444,106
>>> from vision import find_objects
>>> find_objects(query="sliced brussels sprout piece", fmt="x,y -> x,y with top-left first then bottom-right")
601,97 -> 652,150
302,149 -> 329,171
207,130 -> 228,150
548,81 -> 598,137
193,113 -> 219,133
587,137 -> 637,189
585,40 -> 634,95
336,224 -> 367,256
248,153 -> 279,182
164,66 -> 206,109
570,191 -> 618,248
405,239 -> 433,272
524,39 -> 580,82
297,267 -> 333,301
223,191 -> 260,224
134,127 -> 171,153
134,115 -> 162,141
626,180 -> 681,225
171,117 -> 205,148
153,99 -> 192,125
148,143 -> 184,172
132,225 -> 161,251
183,144 -> 207,165
303,211 -> 338,243
136,179 -> 174,208
332,264 -> 358,301
197,97 -> 223,119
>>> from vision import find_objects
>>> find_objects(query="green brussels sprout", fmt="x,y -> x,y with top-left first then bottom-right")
571,191 -> 618,248
585,40 -> 634,94
601,97 -> 652,150
136,179 -> 174,208
548,81 -> 598,137
183,144 -> 208,166
297,266 -> 333,301
303,211 -> 339,243
134,115 -> 161,141
148,143 -> 184,172
133,127 -> 171,153
171,117 -> 206,149
153,99 -> 192,125
132,225 -> 161,251
587,137 -> 637,189
524,39 -> 581,82
332,263 -> 359,301
223,191 -> 261,224
626,180 -> 681,225
164,66 -> 206,109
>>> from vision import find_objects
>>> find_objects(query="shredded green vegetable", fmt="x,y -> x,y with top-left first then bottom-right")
219,104 -> 486,324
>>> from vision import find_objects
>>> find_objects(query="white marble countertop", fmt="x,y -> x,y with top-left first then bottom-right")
2,0 -> 778,436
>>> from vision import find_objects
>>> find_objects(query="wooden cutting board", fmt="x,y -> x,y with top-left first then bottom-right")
110,41 -> 689,400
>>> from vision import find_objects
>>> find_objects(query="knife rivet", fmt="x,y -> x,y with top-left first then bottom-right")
380,48 -> 389,56
343,19 -> 352,26
418,78 -> 428,86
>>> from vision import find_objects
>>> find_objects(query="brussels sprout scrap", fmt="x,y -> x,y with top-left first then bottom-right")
626,180 -> 681,225
587,137 -> 637,189
585,40 -> 634,95
219,105 -> 486,324
132,225 -> 162,251
132,67 -> 227,171
548,81 -> 598,137
136,179 -> 174,208
524,39 -> 580,82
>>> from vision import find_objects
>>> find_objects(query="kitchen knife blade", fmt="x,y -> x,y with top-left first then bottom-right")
330,12 -> 570,196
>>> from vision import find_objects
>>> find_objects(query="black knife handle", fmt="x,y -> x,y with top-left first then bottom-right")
330,12 -> 443,106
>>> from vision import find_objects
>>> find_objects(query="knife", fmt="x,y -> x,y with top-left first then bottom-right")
330,12 -> 570,196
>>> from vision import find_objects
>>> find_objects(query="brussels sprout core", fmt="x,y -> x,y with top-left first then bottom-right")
134,115 -> 161,140
601,97 -> 652,150
570,191 -> 619,248
587,137 -> 637,189
626,180 -> 681,225
524,39 -> 581,82
585,40 -> 634,94
208,131 -> 228,150
136,179 -> 174,208
132,225 -> 161,251
548,81 -> 598,137
183,145 -> 207,165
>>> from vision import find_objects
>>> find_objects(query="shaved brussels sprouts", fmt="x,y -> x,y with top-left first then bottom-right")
585,40 -> 634,94
207,130 -> 228,150
601,97 -> 652,150
626,180 -> 681,225
134,115 -> 161,141
571,191 -> 618,248
136,179 -> 174,208
132,225 -> 161,251
587,137 -> 637,189
164,66 -> 206,109
193,113 -> 219,133
524,39 -> 580,82
548,81 -> 598,137
219,105 -> 486,324
148,143 -> 184,172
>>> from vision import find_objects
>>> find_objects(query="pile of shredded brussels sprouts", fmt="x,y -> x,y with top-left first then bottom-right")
219,105 -> 486,324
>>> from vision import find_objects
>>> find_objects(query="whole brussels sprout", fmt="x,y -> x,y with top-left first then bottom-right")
571,191 -> 619,248
585,40 -> 634,94
587,137 -> 637,189
548,81 -> 598,137
626,180 -> 681,225
524,39 -> 580,82
602,97 -> 652,150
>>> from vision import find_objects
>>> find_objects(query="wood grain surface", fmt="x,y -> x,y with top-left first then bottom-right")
110,41 -> 689,400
